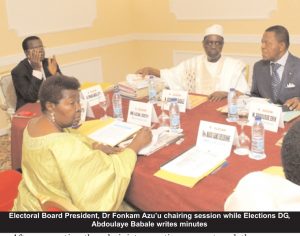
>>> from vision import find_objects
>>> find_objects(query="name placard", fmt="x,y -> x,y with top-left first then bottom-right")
248,102 -> 283,132
198,120 -> 236,157
81,85 -> 105,107
127,101 -> 158,127
161,89 -> 188,112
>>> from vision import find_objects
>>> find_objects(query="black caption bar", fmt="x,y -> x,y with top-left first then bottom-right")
0,212 -> 298,233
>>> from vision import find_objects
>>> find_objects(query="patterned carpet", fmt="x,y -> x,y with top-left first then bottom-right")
0,134 -> 11,170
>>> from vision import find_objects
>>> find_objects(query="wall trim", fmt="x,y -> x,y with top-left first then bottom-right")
2,33 -> 300,67
169,0 -> 277,20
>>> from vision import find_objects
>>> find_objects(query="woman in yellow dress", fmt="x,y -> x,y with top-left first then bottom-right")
12,75 -> 152,211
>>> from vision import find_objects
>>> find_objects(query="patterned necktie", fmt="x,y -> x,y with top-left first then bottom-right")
271,63 -> 281,102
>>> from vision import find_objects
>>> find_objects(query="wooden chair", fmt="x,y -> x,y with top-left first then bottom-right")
0,170 -> 22,211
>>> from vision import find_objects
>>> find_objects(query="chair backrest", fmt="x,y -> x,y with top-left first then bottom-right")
40,196 -> 79,211
0,73 -> 17,113
0,170 -> 22,211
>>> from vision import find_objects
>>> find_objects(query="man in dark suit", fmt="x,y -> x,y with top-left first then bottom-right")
11,36 -> 61,110
251,25 -> 300,110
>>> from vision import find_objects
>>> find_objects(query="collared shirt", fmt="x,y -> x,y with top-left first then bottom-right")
270,51 -> 289,81
29,60 -> 46,80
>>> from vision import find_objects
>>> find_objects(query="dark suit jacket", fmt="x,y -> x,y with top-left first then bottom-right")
251,53 -> 300,105
11,58 -> 61,110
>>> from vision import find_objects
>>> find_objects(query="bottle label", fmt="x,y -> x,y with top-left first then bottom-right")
251,137 -> 264,153
170,114 -> 180,129
149,89 -> 157,100
113,105 -> 123,118
228,104 -> 237,115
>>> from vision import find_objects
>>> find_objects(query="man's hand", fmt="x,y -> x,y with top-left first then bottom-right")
136,67 -> 160,77
92,142 -> 122,155
284,97 -> 300,111
48,55 -> 58,75
208,91 -> 228,102
28,49 -> 42,70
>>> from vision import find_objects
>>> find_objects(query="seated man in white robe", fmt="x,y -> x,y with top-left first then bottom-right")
224,120 -> 300,211
136,24 -> 249,101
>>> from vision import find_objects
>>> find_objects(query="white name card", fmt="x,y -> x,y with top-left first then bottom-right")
198,120 -> 236,157
127,101 -> 158,127
248,102 -> 283,133
81,85 -> 105,107
161,89 -> 188,112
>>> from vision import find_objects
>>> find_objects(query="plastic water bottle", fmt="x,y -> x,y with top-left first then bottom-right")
169,98 -> 180,132
148,75 -> 157,104
227,88 -> 238,122
249,116 -> 266,160
112,85 -> 123,120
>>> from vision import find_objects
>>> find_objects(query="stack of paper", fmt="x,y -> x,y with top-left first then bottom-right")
118,80 -> 149,99
118,74 -> 164,100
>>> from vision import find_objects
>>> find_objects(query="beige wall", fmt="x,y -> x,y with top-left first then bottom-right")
0,0 -> 137,84
1,0 -> 300,84
133,0 -> 300,69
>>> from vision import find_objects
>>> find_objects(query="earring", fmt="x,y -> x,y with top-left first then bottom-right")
50,112 -> 55,123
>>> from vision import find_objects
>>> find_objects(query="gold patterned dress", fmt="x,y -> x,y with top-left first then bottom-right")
12,127 -> 137,211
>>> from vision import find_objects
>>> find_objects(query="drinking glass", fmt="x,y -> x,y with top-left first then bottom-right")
158,100 -> 170,128
99,94 -> 110,120
234,95 -> 250,155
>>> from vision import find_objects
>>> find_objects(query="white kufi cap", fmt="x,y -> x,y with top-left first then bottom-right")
204,24 -> 224,38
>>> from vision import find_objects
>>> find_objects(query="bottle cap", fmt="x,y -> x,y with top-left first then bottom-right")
114,85 -> 119,92
255,116 -> 262,121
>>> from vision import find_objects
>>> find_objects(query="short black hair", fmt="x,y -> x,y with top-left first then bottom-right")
265,25 -> 290,49
281,120 -> 300,185
39,75 -> 80,112
22,36 -> 41,51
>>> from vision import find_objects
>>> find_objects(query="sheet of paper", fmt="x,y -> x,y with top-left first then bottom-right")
159,120 -> 235,181
88,120 -> 141,146
138,128 -> 183,155
283,110 -> 300,122
161,147 -> 226,178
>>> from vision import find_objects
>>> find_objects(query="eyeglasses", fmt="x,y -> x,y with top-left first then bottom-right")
203,40 -> 223,47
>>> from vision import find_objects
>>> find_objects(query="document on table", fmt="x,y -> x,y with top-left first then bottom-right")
88,120 -> 141,146
154,120 -> 236,188
160,147 -> 226,178
138,128 -> 183,155
283,110 -> 300,122
118,127 -> 184,156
